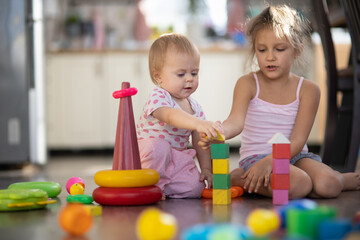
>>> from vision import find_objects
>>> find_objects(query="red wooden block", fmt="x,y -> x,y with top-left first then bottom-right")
271,174 -> 290,189
273,189 -> 288,205
273,158 -> 290,174
273,144 -> 291,159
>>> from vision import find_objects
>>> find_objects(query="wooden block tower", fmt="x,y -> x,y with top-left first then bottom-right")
211,143 -> 231,205
268,133 -> 290,205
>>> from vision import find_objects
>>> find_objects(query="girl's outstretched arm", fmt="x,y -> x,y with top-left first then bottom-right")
198,74 -> 256,149
221,74 -> 255,139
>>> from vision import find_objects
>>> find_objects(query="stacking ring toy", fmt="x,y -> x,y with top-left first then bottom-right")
8,181 -> 62,198
113,87 -> 137,98
94,169 -> 160,188
93,186 -> 162,205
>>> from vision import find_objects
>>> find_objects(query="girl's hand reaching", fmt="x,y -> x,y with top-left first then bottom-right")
241,156 -> 272,193
199,168 -> 213,188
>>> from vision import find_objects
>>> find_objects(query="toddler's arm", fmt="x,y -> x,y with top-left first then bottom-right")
192,131 -> 212,188
152,107 -> 222,139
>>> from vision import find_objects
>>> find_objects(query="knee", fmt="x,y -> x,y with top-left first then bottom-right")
289,171 -> 312,199
313,173 -> 343,198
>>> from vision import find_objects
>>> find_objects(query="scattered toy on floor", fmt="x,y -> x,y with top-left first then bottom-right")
58,203 -> 92,236
136,207 -> 177,240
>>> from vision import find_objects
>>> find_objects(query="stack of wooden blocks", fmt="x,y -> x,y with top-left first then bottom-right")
269,133 -> 290,205
211,143 -> 231,205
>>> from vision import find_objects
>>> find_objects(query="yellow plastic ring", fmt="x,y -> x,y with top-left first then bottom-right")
94,169 -> 160,188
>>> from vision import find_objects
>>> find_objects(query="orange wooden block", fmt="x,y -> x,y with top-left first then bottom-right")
271,174 -> 289,190
272,144 -> 291,159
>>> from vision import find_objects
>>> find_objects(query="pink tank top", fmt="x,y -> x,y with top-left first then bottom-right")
239,73 -> 308,161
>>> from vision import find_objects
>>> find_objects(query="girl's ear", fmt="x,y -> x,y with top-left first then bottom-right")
295,45 -> 304,59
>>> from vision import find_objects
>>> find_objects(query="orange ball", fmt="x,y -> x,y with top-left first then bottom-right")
59,204 -> 92,236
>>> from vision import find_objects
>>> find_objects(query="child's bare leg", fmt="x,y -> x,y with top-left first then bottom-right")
230,166 -> 312,199
294,158 -> 360,198
342,172 -> 360,191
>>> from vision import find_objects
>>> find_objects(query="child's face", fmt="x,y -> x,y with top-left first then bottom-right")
254,28 -> 299,79
155,47 -> 200,100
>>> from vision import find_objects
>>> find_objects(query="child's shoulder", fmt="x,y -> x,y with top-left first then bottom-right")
298,77 -> 320,99
235,72 -> 258,89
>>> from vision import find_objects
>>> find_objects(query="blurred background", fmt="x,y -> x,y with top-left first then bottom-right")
0,0 -> 353,166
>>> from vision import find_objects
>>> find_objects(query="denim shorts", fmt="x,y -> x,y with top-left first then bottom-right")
239,152 -> 322,171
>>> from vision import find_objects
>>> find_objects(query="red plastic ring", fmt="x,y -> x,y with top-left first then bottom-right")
113,87 -> 138,99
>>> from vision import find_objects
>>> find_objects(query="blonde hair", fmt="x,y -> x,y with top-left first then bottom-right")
148,33 -> 199,84
246,5 -> 311,68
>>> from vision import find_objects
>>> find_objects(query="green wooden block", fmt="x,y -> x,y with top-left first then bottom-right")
213,174 -> 231,189
211,143 -> 230,159
286,206 -> 337,239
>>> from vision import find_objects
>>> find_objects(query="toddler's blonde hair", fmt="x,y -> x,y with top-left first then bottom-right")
148,33 -> 199,84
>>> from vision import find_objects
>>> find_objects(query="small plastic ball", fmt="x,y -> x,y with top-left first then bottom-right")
136,208 -> 177,240
247,208 -> 280,236
70,183 -> 85,195
59,204 -> 92,236
66,177 -> 85,194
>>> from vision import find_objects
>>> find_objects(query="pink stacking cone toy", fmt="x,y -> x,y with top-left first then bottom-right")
112,82 -> 141,170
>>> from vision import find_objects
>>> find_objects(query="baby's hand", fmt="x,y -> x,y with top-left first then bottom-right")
197,121 -> 223,150
200,168 -> 213,189
196,120 -> 223,140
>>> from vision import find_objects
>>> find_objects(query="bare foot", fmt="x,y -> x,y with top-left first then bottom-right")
342,172 -> 360,191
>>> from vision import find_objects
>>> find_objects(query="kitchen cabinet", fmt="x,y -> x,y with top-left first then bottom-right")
45,50 -> 246,149
46,47 -> 323,150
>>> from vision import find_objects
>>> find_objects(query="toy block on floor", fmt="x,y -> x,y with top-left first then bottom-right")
273,189 -> 289,205
273,158 -> 290,174
268,133 -> 290,206
213,159 -> 229,174
211,143 -> 230,159
271,174 -> 290,189
213,189 -> 231,205
273,144 -> 291,159
318,219 -> 352,240
287,206 -> 337,239
213,174 -> 231,189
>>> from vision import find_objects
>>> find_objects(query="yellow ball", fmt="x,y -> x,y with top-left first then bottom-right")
246,208 -> 280,235
70,183 -> 85,195
136,208 -> 177,240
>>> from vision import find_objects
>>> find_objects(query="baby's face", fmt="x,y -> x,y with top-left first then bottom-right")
156,47 -> 200,101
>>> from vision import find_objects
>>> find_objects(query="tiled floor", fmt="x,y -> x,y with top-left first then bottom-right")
0,151 -> 360,240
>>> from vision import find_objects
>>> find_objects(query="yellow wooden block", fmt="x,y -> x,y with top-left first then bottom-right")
213,159 -> 229,174
213,189 -> 231,205
206,130 -> 225,141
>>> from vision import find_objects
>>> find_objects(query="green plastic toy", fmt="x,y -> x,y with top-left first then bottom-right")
0,189 -> 56,211
67,194 -> 93,204
8,181 -> 62,198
